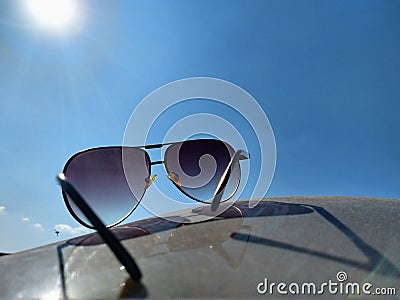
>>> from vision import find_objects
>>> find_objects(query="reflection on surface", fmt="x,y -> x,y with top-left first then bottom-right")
2,198 -> 399,299
55,200 -> 314,298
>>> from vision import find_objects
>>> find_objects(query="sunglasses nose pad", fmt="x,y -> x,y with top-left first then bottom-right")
144,174 -> 157,190
167,172 -> 182,187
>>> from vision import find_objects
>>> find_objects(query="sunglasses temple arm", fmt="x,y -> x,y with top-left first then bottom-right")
56,174 -> 142,282
211,150 -> 249,212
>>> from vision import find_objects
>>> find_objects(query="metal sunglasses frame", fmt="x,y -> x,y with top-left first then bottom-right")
61,139 -> 249,229
57,139 -> 248,282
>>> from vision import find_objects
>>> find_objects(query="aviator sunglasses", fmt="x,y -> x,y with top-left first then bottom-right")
57,138 -> 248,282
60,139 -> 249,229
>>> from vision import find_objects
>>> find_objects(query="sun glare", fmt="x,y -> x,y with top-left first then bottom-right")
25,0 -> 79,32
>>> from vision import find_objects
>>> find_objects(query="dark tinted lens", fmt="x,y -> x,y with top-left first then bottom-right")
63,147 -> 150,228
164,139 -> 240,203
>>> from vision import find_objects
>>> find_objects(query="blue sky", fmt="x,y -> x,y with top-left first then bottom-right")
0,0 -> 399,252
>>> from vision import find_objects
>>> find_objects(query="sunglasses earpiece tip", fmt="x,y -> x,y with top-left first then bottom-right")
56,173 -> 67,185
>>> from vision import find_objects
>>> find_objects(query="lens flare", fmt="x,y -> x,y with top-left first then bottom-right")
25,0 -> 79,31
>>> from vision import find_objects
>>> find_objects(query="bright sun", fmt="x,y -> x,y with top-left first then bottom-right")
25,0 -> 79,31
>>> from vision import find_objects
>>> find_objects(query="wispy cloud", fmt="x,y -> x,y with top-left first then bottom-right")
21,217 -> 29,222
0,206 -> 5,213
33,223 -> 44,231
54,224 -> 89,235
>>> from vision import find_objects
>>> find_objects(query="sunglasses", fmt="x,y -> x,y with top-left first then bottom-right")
57,138 -> 248,282
61,139 -> 248,229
